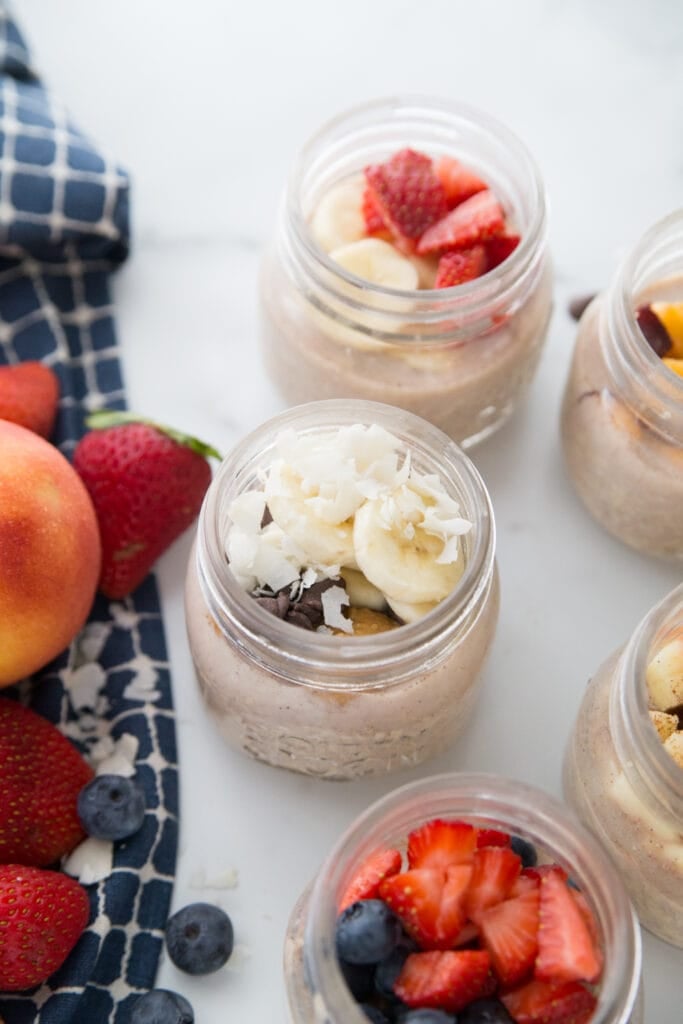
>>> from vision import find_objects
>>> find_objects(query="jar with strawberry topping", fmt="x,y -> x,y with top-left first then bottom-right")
184,399 -> 498,780
564,583 -> 683,947
560,210 -> 683,560
259,96 -> 552,448
283,773 -> 643,1024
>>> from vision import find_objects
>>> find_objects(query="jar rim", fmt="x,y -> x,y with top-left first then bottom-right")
301,772 -> 641,1024
196,399 -> 496,689
282,94 -> 548,334
612,582 -> 683,820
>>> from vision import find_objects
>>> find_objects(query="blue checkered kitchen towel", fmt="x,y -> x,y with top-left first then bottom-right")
0,10 -> 179,1024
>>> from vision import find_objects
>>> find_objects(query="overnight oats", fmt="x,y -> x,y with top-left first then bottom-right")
564,584 -> 683,947
184,400 -> 498,780
284,773 -> 642,1024
561,210 -> 683,559
259,97 -> 552,448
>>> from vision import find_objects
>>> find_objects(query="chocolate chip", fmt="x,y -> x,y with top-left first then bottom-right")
286,610 -> 315,631
260,505 -> 273,529
635,304 -> 672,358
254,595 -> 288,619
568,293 -> 596,321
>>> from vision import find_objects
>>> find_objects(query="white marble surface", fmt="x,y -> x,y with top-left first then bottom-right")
20,1 -> 682,1021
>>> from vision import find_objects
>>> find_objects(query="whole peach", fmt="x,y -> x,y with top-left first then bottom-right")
0,420 -> 101,687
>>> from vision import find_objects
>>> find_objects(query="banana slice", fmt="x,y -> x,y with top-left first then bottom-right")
265,461 -> 357,568
386,595 -> 440,624
310,177 -> 366,253
649,709 -> 679,743
341,567 -> 387,611
646,636 -> 683,711
330,238 -> 419,291
353,489 -> 465,605
610,771 -> 680,843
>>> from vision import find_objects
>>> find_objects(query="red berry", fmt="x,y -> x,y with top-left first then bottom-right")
635,304 -> 672,358
501,977 -> 597,1024
486,234 -> 521,271
0,864 -> 89,991
361,187 -> 388,235
478,887 -> 540,986
434,156 -> 488,208
407,819 -> 477,870
465,846 -> 522,923
476,829 -> 511,849
434,246 -> 487,288
0,361 -> 59,438
338,847 -> 402,912
379,865 -> 473,949
395,949 -> 494,1013
535,869 -> 603,984
365,148 -> 448,249
0,698 -> 94,867
417,190 -> 505,255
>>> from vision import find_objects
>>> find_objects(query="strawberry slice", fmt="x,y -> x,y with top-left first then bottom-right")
479,888 -> 540,987
486,234 -> 521,270
465,846 -> 522,923
434,156 -> 488,208
434,246 -> 487,288
417,190 -> 505,255
365,148 -> 448,248
477,829 -> 511,849
361,186 -> 388,235
509,869 -> 542,899
338,847 -> 403,911
571,890 -> 602,958
501,978 -> 597,1024
395,949 -> 494,1013
379,864 -> 472,949
407,819 -> 477,870
535,869 -> 603,984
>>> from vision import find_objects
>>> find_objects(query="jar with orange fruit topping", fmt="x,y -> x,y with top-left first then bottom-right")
560,210 -> 683,560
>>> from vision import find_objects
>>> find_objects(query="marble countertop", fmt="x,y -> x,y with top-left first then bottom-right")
20,1 -> 682,1020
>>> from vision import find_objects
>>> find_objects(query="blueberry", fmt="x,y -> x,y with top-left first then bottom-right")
458,997 -> 515,1023
130,989 -> 194,1023
336,899 -> 402,965
510,835 -> 537,868
374,936 -> 418,1001
398,1010 -> 456,1023
77,774 -> 145,841
165,902 -> 234,975
339,958 -> 375,1001
360,1006 -> 390,1023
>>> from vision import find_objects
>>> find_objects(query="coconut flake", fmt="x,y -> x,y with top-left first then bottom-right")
321,585 -> 352,633
63,837 -> 113,884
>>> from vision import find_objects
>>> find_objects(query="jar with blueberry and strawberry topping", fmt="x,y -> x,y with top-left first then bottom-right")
563,583 -> 683,948
184,399 -> 498,780
560,210 -> 683,560
283,773 -> 642,1024
259,96 -> 552,448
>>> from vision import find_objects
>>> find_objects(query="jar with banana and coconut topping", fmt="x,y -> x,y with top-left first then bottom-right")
184,399 -> 499,780
259,96 -> 552,448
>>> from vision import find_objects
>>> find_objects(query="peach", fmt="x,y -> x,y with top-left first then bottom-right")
0,420 -> 101,687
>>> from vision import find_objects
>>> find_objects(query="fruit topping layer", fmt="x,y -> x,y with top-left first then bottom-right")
334,818 -> 603,1023
310,148 -> 520,292
226,425 -> 472,632
635,301 -> 683,382
646,627 -> 683,769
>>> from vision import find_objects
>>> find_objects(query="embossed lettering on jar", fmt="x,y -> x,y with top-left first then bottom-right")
184,400 -> 499,780
561,210 -> 683,560
259,97 -> 552,448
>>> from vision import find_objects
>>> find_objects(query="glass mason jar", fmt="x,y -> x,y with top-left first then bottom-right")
284,773 -> 643,1024
564,584 -> 683,947
259,96 -> 552,448
184,399 -> 499,780
560,210 -> 683,560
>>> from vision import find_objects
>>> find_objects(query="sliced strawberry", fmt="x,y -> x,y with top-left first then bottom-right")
524,864 -> 568,885
502,978 -> 597,1024
379,864 -> 472,949
417,190 -> 505,255
536,870 -> 603,984
571,890 -> 602,954
434,156 -> 488,208
365,148 -> 448,249
477,828 -> 511,849
338,847 -> 403,911
407,819 -> 477,870
465,846 -> 522,923
509,870 -> 542,899
486,233 -> 521,270
361,187 -> 388,235
434,246 -> 487,288
479,888 -> 540,987
395,949 -> 493,1013
453,920 -> 480,947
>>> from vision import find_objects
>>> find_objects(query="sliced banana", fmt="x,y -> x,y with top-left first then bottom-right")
310,177 -> 366,253
409,254 -> 440,289
649,709 -> 679,743
330,238 -> 419,291
609,771 -> 680,843
663,730 -> 683,769
265,462 -> 357,569
386,595 -> 440,625
646,637 -> 683,711
353,490 -> 465,605
341,567 -> 387,611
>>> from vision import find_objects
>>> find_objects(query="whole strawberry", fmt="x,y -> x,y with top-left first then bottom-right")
0,698 -> 94,867
0,360 -> 59,438
0,864 -> 89,990
73,412 -> 221,599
